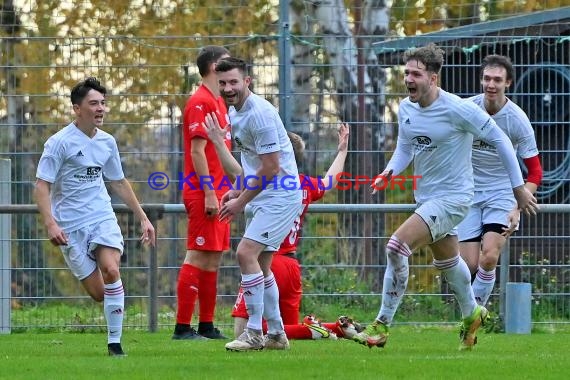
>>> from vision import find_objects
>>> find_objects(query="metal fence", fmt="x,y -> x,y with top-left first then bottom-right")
1,201 -> 569,332
1,4 -> 570,332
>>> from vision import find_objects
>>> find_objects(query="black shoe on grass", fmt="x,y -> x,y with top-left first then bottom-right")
199,327 -> 227,339
108,343 -> 127,357
172,326 -> 208,340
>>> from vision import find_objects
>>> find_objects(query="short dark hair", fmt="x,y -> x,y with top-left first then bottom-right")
215,57 -> 249,76
481,54 -> 514,82
287,131 -> 305,164
403,43 -> 445,74
196,45 -> 230,77
70,77 -> 106,105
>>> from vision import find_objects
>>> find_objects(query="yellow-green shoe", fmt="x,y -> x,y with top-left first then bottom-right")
459,305 -> 489,351
353,320 -> 389,348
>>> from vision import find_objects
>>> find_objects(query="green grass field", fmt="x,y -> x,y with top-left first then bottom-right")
0,328 -> 566,380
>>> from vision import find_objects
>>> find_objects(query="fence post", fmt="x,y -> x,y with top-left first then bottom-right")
147,209 -> 159,332
278,0 -> 291,128
0,159 -> 11,334
499,239 -> 510,323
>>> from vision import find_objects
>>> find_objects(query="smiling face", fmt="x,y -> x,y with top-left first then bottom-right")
73,89 -> 106,130
218,68 -> 251,111
481,65 -> 511,103
404,59 -> 438,107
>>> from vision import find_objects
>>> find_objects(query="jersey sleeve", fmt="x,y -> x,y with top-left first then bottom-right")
103,138 -> 125,181
453,99 -> 496,140
511,112 -> 539,159
184,98 -> 216,141
455,99 -> 524,188
36,138 -> 63,183
386,107 -> 414,175
251,112 -> 281,155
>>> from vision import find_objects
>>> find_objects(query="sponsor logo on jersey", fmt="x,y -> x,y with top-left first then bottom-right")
260,142 -> 277,151
74,166 -> 102,183
412,136 -> 436,152
76,150 -> 84,157
413,136 -> 431,145
473,139 -> 495,151
480,118 -> 492,133
188,122 -> 200,130
86,167 -> 101,176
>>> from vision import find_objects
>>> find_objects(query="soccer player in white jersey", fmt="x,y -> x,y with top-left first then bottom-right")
34,77 -> 156,356
458,55 -> 542,309
352,44 -> 538,351
205,57 -> 304,351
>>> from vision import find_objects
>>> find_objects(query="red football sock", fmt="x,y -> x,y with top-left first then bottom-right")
198,269 -> 218,322
284,324 -> 313,339
175,264 -> 200,324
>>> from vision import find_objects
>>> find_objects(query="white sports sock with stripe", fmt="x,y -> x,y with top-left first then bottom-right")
104,279 -> 124,344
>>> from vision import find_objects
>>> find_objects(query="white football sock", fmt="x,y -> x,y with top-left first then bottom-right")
262,273 -> 284,335
473,266 -> 496,306
104,279 -> 124,344
377,236 -> 411,325
434,255 -> 477,318
241,272 -> 265,332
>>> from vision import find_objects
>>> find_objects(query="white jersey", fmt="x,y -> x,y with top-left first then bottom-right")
469,94 -> 538,191
390,89 -> 519,204
228,92 -> 301,205
36,123 -> 124,231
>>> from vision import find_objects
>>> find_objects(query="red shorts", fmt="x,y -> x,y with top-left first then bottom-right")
184,197 -> 230,252
231,254 -> 302,325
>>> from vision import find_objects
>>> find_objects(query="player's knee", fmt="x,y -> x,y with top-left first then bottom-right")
386,235 -> 412,258
100,266 -> 120,283
479,249 -> 499,269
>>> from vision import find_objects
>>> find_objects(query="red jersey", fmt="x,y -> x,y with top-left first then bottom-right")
182,84 -> 232,199
276,174 -> 326,255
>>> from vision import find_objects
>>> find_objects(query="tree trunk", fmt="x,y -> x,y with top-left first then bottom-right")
310,0 -> 389,288
289,2 -> 316,172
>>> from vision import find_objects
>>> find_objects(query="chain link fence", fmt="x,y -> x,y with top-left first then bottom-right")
1,3 -> 569,331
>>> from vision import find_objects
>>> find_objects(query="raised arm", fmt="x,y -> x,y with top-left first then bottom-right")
203,112 -> 242,182
321,123 -> 349,191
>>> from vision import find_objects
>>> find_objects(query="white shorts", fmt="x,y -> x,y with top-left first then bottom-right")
243,200 -> 303,251
60,218 -> 124,280
415,195 -> 471,243
457,188 -> 517,241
